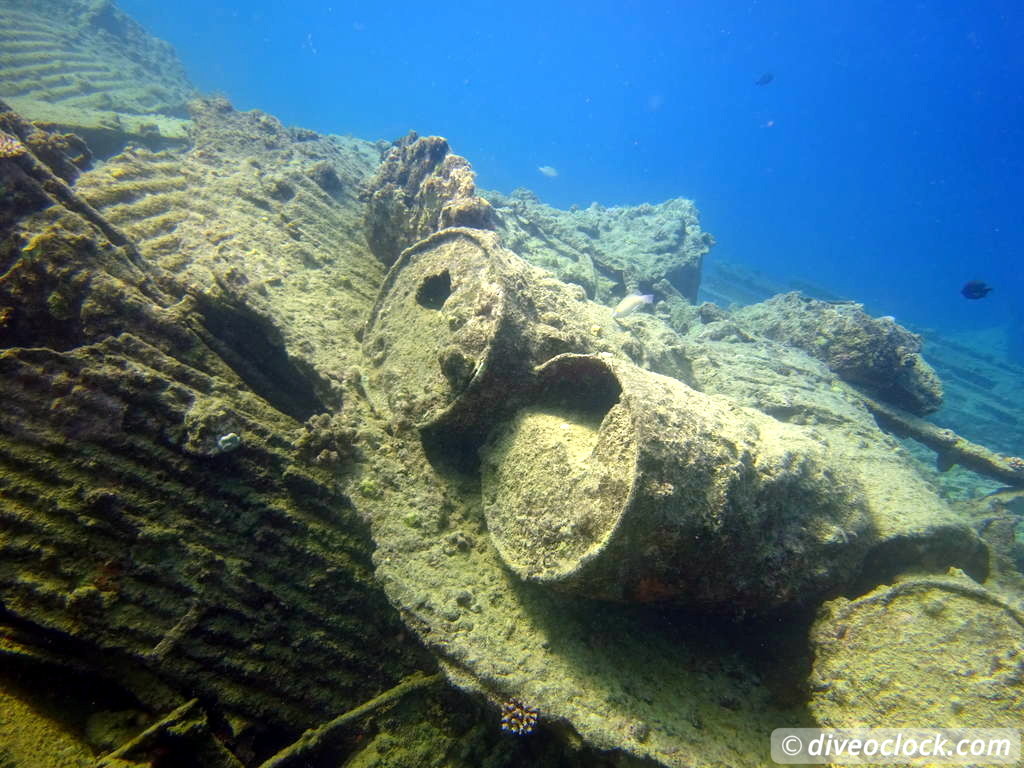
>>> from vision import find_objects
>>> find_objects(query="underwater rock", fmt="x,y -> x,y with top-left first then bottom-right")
361,132 -> 495,266
809,572 -> 1024,728
488,189 -> 714,305
0,134 -> 54,232
481,352 -> 871,610
734,292 -> 944,415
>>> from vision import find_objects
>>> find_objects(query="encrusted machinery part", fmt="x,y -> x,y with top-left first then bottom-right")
355,242 -> 989,766
361,226 -> 697,444
482,353 -> 872,609
809,572 -> 1024,728
94,699 -> 244,768
362,227 -> 530,432
481,353 -> 981,610
862,394 -> 1024,487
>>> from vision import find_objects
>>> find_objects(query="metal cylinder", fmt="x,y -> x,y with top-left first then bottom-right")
481,353 -> 872,610
362,227 -> 529,433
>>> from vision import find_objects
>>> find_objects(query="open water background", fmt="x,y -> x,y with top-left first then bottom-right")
120,0 -> 1023,345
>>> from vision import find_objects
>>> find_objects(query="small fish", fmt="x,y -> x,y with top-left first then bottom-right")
755,72 -> 774,86
612,293 -> 654,319
538,165 -> 558,178
961,280 -> 993,300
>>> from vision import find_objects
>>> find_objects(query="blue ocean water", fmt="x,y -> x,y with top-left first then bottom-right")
121,0 -> 1023,340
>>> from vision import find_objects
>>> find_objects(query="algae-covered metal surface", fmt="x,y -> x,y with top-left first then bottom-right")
482,352 -> 872,608
1,4 -> 1023,766
810,572 -> 1024,728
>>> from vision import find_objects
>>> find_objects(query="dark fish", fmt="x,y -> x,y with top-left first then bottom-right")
755,72 -> 774,86
961,280 -> 993,299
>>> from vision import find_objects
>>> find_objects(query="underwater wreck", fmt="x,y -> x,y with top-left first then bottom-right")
1,2 -> 1023,766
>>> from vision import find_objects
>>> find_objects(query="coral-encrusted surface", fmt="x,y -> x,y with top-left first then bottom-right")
356,222 -> 988,768
1,4 -> 1022,764
0,0 -> 193,155
0,97 -> 614,767
482,352 -> 873,609
362,132 -> 496,267
809,573 -> 1024,728
0,103 -> 429,749
74,96 -> 387,405
488,189 -> 714,305
734,291 -> 944,415
0,0 -> 192,114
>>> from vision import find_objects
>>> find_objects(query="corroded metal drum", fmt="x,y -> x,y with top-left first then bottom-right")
362,227 -> 531,432
809,573 -> 1024,728
481,353 -> 873,610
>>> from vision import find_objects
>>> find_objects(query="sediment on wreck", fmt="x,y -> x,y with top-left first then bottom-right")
482,352 -> 873,609
734,292 -> 944,415
0,0 -> 193,156
0,103 -> 431,757
3,5 -> 1022,760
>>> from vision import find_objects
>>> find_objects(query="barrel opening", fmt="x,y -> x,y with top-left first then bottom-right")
535,355 -> 622,420
416,270 -> 452,311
